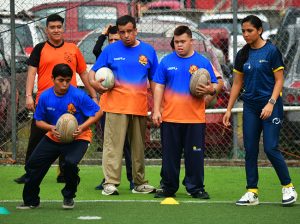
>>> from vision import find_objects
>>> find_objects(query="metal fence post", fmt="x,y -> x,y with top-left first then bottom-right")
10,0 -> 17,160
231,0 -> 240,159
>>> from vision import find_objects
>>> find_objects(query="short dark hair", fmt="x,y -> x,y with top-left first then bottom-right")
116,15 -> 136,29
52,63 -> 73,79
108,25 -> 118,35
174,25 -> 192,38
46,14 -> 64,26
170,37 -> 175,50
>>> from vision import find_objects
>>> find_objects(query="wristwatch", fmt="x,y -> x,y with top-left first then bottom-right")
268,98 -> 276,105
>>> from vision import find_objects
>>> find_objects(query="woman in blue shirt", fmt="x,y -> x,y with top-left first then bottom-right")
223,15 -> 297,206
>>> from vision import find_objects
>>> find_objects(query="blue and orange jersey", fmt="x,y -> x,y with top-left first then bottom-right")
34,86 -> 100,143
153,51 -> 217,123
91,40 -> 158,116
234,41 -> 284,102
28,41 -> 87,103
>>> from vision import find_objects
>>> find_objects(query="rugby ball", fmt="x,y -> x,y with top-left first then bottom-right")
56,113 -> 78,143
95,67 -> 115,89
189,68 -> 211,98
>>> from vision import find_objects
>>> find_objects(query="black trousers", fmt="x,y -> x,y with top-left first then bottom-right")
23,136 -> 88,206
25,119 -> 47,162
160,122 -> 206,195
25,119 -> 65,176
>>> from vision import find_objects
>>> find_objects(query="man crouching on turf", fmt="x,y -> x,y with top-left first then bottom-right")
17,63 -> 102,210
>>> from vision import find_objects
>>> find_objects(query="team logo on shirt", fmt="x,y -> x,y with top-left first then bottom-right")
167,67 -> 178,70
46,107 -> 55,111
67,103 -> 76,114
114,57 -> 125,61
64,52 -> 73,63
245,63 -> 251,70
192,146 -> 202,152
272,117 -> 281,125
259,59 -> 268,63
139,55 -> 148,66
189,65 -> 198,75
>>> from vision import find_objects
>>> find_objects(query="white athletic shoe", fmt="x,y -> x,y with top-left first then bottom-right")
236,192 -> 259,206
102,184 -> 119,196
282,187 -> 297,206
16,204 -> 40,209
132,184 -> 156,194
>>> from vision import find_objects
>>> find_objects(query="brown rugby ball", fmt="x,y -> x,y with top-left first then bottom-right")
189,68 -> 211,98
55,113 -> 78,143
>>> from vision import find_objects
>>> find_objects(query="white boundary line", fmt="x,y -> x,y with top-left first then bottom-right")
2,164 -> 291,168
1,199 -> 297,205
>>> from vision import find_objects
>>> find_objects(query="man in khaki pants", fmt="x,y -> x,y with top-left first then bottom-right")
89,15 -> 158,195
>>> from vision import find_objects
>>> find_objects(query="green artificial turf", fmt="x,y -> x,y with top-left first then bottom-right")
1,165 -> 299,224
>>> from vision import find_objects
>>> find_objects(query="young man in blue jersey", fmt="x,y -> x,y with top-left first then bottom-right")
92,24 -> 134,191
14,13 -> 98,184
152,25 -> 218,199
17,63 -> 102,210
223,15 -> 297,206
88,15 -> 157,196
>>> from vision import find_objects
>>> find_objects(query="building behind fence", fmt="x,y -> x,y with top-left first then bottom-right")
0,0 -> 299,164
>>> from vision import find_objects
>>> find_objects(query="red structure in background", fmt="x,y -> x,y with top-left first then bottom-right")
184,0 -> 300,11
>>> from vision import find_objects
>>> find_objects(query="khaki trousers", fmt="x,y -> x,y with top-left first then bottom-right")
102,112 -> 148,186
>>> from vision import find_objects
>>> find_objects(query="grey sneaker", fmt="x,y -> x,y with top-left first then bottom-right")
102,184 -> 119,196
62,198 -> 74,209
16,203 -> 40,209
132,184 -> 156,194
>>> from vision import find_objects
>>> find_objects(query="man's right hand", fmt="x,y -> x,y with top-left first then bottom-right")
90,78 -> 109,94
152,110 -> 162,127
26,96 -> 35,112
102,24 -> 112,36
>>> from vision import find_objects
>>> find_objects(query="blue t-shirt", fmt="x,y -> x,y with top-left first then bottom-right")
234,41 -> 284,102
154,51 -> 217,92
152,51 -> 217,123
34,85 -> 100,125
92,40 -> 158,83
90,40 -> 158,115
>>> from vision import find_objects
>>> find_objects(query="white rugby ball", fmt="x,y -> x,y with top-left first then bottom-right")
95,67 -> 115,89
189,68 -> 211,98
56,113 -> 78,143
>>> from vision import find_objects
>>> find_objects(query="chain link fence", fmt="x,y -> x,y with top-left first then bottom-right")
0,0 -> 299,165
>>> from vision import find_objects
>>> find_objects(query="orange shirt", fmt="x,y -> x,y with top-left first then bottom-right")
91,41 -> 158,116
28,41 -> 87,103
162,89 -> 206,123
153,52 -> 217,123
46,129 -> 93,143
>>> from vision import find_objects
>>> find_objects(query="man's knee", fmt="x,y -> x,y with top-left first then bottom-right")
64,159 -> 79,171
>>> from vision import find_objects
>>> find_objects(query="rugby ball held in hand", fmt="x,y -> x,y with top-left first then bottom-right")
56,113 -> 78,143
189,68 -> 211,98
95,67 -> 115,89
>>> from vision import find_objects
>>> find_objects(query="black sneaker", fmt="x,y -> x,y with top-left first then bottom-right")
14,174 -> 26,184
16,203 -> 40,209
154,189 -> 176,198
95,178 -> 105,190
62,198 -> 74,209
57,175 -> 66,183
191,191 -> 210,199
129,181 -> 135,190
